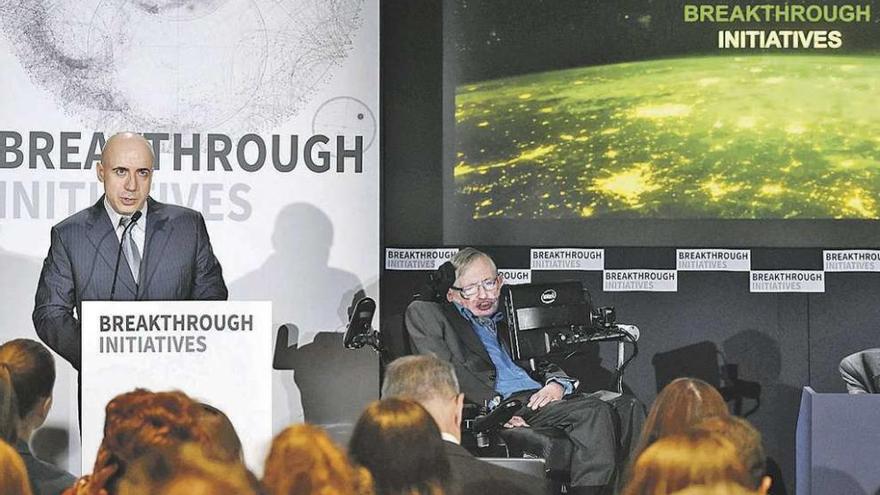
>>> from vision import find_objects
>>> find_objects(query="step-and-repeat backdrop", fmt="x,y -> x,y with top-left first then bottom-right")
0,0 -> 378,474
387,247 -> 880,293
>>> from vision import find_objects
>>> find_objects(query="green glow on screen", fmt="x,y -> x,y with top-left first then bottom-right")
454,55 -> 880,220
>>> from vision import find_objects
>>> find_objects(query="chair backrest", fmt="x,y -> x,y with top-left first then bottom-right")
384,268 -> 453,363
380,313 -> 412,363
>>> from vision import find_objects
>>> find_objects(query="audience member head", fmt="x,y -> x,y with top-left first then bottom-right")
91,389 -> 208,493
635,378 -> 729,457
693,416 -> 771,494
623,430 -> 751,495
263,423 -> 372,495
350,398 -> 450,495
0,338 -> 56,442
670,483 -> 757,495
446,247 -> 501,318
118,442 -> 257,495
0,365 -> 19,443
197,402 -> 243,463
381,355 -> 464,442
0,439 -> 34,495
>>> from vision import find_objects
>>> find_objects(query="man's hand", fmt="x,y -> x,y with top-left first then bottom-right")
504,415 -> 530,428
527,382 -> 564,410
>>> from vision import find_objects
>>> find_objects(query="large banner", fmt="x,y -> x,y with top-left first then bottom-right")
0,0 -> 379,474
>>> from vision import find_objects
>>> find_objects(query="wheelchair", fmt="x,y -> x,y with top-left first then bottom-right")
344,272 -> 643,494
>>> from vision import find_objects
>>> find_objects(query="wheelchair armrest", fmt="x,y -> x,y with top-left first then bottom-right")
463,402 -> 481,420
472,398 -> 522,433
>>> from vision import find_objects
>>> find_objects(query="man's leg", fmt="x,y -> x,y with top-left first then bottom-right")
519,394 -> 618,490
605,393 -> 646,468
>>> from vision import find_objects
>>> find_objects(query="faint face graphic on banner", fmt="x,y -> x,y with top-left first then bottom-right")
0,0 -> 364,136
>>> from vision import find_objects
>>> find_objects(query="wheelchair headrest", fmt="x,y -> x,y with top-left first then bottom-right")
413,261 -> 456,302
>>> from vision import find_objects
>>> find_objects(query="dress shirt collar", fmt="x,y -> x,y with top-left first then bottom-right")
104,196 -> 148,231
440,431 -> 460,445
453,303 -> 504,328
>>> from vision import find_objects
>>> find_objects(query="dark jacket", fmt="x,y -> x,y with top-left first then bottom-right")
405,301 -> 572,404
444,440 -> 549,495
17,440 -> 76,495
32,197 -> 228,369
839,348 -> 880,394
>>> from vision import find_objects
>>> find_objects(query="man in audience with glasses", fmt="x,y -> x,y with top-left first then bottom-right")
406,247 -> 624,495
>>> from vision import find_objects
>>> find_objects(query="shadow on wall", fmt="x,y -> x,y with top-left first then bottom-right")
229,203 -> 376,439
558,343 -> 638,396
31,427 -> 68,466
273,321 -> 379,445
650,332 -> 797,495
723,329 -> 800,495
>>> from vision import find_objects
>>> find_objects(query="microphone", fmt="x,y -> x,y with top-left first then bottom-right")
110,210 -> 142,300
616,324 -> 640,342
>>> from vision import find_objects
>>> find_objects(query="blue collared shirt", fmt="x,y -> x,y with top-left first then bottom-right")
455,304 -> 574,399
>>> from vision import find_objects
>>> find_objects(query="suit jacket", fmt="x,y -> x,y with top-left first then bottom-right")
444,441 -> 549,495
839,348 -> 880,394
32,197 -> 228,370
405,301 -> 572,404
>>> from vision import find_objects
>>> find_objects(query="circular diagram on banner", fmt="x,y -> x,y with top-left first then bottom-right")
0,0 -> 365,136
312,96 -> 377,157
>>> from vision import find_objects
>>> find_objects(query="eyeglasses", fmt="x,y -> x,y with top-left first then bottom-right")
451,275 -> 500,299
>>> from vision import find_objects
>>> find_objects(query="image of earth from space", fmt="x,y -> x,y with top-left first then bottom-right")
454,55 -> 880,220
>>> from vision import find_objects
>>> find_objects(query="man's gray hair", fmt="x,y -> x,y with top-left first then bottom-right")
381,355 -> 460,402
450,247 -> 497,281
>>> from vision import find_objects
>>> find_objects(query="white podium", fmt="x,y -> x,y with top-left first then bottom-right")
80,300 -> 272,473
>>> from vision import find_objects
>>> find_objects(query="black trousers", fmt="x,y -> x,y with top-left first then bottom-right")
512,390 -> 619,488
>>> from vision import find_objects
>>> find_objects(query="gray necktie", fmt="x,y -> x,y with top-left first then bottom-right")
119,217 -> 141,284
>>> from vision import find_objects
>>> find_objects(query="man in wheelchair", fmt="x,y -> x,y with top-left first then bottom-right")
405,248 -> 641,495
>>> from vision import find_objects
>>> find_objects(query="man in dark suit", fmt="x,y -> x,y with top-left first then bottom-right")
839,348 -> 880,394
405,248 -> 626,495
382,354 -> 549,495
33,132 -> 228,370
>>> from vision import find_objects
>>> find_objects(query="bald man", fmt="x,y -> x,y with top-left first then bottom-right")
33,132 -> 228,370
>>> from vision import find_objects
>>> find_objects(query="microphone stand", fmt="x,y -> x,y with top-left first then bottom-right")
110,211 -> 142,300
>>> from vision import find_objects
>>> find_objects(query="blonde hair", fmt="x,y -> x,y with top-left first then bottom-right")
693,416 -> 766,489
0,440 -> 34,495
263,424 -> 373,495
118,442 -> 257,495
634,378 -> 729,460
623,430 -> 751,495
670,482 -> 757,495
